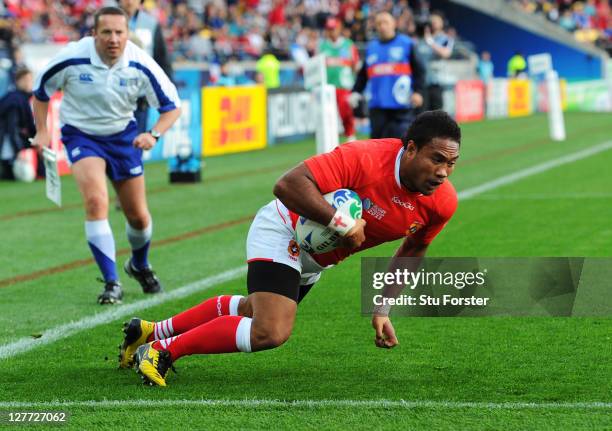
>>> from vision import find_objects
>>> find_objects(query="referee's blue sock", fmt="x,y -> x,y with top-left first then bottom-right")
126,220 -> 152,270
85,220 -> 118,282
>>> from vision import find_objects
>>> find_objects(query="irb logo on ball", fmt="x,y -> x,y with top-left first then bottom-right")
295,189 -> 362,254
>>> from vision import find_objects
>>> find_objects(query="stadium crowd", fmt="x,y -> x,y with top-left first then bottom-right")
0,0 -> 446,63
509,0 -> 612,51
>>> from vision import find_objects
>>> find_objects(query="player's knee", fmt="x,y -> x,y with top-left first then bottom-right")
237,297 -> 252,317
250,324 -> 292,351
126,213 -> 150,230
84,194 -> 108,218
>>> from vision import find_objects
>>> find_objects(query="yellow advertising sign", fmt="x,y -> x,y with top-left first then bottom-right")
508,79 -> 532,117
560,79 -> 567,111
202,86 -> 267,156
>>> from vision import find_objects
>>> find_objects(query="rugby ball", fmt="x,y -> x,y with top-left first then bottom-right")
295,189 -> 362,254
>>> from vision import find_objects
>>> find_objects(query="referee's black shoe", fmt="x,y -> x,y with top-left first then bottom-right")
124,259 -> 163,294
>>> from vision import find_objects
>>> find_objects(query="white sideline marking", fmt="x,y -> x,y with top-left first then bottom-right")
2,141 -> 612,360
457,141 -> 612,200
0,399 -> 609,410
0,267 -> 246,360
467,193 -> 612,201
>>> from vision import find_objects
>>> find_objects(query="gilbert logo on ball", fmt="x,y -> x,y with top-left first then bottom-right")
295,189 -> 362,254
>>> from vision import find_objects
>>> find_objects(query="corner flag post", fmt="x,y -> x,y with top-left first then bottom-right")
304,54 -> 339,154
528,53 -> 566,141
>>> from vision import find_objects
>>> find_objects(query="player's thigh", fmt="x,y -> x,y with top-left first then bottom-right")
112,175 -> 149,225
246,263 -> 300,346
71,157 -> 109,208
247,290 -> 298,351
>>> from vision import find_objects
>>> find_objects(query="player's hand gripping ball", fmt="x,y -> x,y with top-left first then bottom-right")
295,189 -> 363,254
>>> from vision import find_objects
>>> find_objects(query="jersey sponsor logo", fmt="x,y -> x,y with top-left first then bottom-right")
407,221 -> 424,235
363,198 -> 386,220
367,63 -> 412,78
130,166 -> 143,175
79,73 -> 94,83
287,239 -> 300,261
392,196 -> 414,210
389,46 -> 404,61
119,77 -> 140,87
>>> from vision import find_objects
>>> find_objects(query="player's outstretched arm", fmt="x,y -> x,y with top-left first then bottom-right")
371,238 -> 429,349
274,163 -> 366,249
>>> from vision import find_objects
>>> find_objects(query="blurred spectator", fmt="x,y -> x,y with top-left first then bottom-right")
507,51 -> 527,77
428,11 -> 454,59
269,0 -> 287,26
0,67 -> 35,180
413,12 -> 453,111
477,50 -> 494,83
119,0 -> 173,134
510,0 -> 612,53
255,48 -> 281,88
319,17 -> 359,141
0,20 -> 16,93
216,59 -> 255,86
120,0 -> 172,76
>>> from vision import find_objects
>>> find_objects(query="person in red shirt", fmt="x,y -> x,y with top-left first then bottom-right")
122,110 -> 461,386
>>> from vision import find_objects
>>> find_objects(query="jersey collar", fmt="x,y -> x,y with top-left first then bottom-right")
394,145 -> 423,197
394,146 -> 404,189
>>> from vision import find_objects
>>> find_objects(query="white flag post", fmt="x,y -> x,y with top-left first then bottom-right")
304,54 -> 339,154
528,53 -> 566,141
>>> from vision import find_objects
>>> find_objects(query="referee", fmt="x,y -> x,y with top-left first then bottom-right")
31,7 -> 181,304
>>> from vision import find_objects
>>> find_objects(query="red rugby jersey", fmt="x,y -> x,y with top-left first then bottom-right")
289,138 -> 457,266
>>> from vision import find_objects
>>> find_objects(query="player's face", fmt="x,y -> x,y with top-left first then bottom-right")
93,15 -> 129,65
400,138 -> 460,195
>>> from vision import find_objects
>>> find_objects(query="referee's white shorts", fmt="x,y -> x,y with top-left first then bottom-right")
246,199 -> 326,286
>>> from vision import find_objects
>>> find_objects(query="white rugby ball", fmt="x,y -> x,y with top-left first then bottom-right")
295,189 -> 362,254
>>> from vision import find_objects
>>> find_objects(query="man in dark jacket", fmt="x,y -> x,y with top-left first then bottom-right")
0,67 -> 35,179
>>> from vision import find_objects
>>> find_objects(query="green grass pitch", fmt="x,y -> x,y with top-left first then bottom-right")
0,113 -> 610,430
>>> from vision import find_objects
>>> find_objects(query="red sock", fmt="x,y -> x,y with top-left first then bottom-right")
153,316 -> 252,361
147,295 -> 243,341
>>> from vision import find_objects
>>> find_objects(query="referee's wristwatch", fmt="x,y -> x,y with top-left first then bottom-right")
148,129 -> 162,141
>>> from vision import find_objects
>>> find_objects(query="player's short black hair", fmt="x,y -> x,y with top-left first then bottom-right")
402,110 -> 461,150
94,6 -> 128,29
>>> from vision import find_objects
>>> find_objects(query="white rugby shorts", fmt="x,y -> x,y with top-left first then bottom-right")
246,199 -> 326,286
